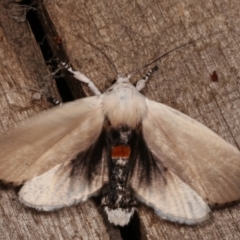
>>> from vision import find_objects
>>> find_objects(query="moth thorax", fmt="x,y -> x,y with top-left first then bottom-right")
102,85 -> 147,128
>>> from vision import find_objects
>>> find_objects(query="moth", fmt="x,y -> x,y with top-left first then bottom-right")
0,63 -> 240,226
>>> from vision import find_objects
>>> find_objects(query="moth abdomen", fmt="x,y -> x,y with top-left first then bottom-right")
111,145 -> 131,161
102,126 -> 137,226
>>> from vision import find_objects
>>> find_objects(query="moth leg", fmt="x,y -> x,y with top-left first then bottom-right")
47,96 -> 63,106
136,66 -> 158,91
61,62 -> 101,95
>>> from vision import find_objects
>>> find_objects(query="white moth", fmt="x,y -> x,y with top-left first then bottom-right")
0,63 -> 240,227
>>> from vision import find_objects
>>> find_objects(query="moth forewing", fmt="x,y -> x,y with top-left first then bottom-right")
0,96 -> 104,185
142,99 -> 240,206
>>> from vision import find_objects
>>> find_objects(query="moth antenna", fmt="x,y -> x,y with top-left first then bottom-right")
136,66 -> 158,91
60,62 -> 101,95
130,38 -> 202,79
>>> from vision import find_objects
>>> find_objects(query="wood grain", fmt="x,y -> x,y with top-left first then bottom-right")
1,0 -> 240,239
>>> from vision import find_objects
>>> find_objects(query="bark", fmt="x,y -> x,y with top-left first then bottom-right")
1,0 -> 240,239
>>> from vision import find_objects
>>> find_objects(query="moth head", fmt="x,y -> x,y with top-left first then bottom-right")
104,207 -> 135,226
115,74 -> 131,84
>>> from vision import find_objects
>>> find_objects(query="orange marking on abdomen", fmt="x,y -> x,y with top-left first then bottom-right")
111,145 -> 131,158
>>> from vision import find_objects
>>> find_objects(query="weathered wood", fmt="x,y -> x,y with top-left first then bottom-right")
41,0 -> 240,239
0,1 -> 118,239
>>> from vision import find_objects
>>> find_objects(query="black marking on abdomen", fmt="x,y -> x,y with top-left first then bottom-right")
101,152 -> 137,210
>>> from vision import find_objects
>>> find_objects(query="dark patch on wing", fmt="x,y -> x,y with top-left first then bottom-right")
130,130 -> 168,185
70,129 -> 107,180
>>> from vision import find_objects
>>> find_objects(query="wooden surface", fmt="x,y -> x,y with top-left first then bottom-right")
1,0 -> 240,239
